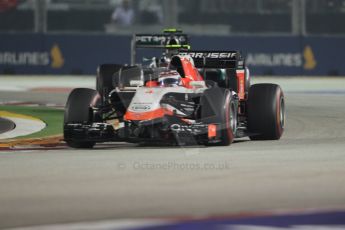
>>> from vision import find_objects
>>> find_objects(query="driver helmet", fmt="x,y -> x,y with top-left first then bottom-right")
159,53 -> 170,67
158,70 -> 181,87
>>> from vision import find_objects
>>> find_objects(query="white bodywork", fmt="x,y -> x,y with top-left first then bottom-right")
126,86 -> 206,115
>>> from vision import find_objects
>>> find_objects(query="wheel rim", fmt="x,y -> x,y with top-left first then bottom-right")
279,96 -> 285,129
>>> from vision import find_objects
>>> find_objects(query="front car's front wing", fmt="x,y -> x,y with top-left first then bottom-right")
64,115 -> 224,145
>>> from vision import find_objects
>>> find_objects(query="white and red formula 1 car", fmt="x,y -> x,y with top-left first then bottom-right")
64,29 -> 285,148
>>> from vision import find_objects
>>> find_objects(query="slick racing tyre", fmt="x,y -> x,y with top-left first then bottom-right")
247,83 -> 285,140
96,64 -> 123,105
64,88 -> 98,148
200,87 -> 237,146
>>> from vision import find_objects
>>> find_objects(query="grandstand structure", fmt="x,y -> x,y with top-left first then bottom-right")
1,0 -> 345,35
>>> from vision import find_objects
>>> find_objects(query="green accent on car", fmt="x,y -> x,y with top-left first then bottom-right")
0,105 -> 63,139
163,28 -> 183,33
165,44 -> 191,50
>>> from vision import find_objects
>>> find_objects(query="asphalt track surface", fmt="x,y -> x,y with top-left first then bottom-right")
0,77 -> 345,229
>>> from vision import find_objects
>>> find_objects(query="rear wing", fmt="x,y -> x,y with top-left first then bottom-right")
178,51 -> 245,69
134,34 -> 189,48
131,33 -> 190,65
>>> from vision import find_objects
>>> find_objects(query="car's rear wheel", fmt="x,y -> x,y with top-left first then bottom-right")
64,88 -> 98,148
200,87 -> 237,146
247,83 -> 285,140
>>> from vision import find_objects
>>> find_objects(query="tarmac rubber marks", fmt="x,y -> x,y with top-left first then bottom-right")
0,117 -> 15,134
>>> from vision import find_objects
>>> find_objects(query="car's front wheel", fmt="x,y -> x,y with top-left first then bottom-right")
64,88 -> 98,148
200,87 -> 237,146
247,83 -> 285,140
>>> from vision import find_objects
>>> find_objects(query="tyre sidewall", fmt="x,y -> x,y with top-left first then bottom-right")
201,87 -> 235,146
247,84 -> 285,140
64,88 -> 98,148
64,88 -> 98,124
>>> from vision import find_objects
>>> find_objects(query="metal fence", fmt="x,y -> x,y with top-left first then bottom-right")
0,0 -> 345,35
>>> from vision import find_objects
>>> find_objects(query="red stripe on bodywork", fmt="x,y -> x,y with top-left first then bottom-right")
124,108 -> 173,121
236,70 -> 245,100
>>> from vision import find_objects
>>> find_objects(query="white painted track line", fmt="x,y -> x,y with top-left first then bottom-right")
6,219 -> 171,230
0,112 -> 46,140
